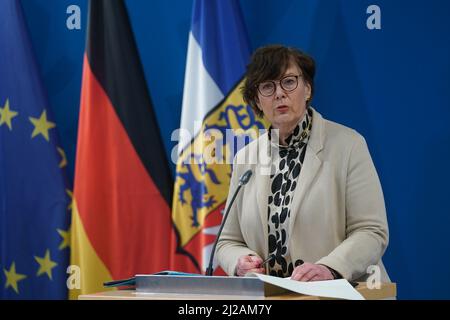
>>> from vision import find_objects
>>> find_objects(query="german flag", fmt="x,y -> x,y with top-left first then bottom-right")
70,0 -> 173,297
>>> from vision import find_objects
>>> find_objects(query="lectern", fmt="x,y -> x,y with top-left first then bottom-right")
79,275 -> 397,300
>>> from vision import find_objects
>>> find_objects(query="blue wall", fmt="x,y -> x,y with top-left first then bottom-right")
20,0 -> 450,299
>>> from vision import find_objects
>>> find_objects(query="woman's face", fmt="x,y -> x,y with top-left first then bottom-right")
256,63 -> 311,130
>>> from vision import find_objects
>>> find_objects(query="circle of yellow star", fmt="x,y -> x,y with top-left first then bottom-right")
0,99 -> 19,130
29,110 -> 56,141
3,262 -> 27,294
57,147 -> 67,168
57,228 -> 70,250
34,249 -> 58,280
66,189 -> 73,211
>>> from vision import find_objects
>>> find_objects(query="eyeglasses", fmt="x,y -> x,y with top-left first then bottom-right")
257,75 -> 301,97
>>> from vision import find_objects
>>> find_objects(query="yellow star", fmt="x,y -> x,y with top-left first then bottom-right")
57,147 -> 67,168
3,262 -> 27,294
34,249 -> 58,280
29,110 -> 55,141
66,189 -> 73,211
0,99 -> 19,130
57,228 -> 70,250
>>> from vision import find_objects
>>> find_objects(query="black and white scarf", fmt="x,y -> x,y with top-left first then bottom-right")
267,107 -> 313,277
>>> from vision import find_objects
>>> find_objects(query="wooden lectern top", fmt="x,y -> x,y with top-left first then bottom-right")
78,282 -> 396,300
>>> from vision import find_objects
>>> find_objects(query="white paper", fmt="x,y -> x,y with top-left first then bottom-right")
255,274 -> 365,300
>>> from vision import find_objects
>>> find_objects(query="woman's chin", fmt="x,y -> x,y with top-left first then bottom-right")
273,113 -> 296,126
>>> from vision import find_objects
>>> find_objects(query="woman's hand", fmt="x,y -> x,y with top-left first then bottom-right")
290,263 -> 334,281
235,255 -> 265,276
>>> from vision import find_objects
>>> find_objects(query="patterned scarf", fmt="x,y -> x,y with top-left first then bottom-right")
266,107 -> 313,277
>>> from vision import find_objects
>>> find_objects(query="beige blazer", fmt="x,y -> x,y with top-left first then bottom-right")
216,108 -> 390,282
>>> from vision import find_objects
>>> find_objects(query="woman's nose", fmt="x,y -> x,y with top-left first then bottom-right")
274,83 -> 286,99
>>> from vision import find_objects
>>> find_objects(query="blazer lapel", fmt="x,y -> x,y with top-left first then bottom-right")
288,107 -> 324,236
288,148 -> 322,236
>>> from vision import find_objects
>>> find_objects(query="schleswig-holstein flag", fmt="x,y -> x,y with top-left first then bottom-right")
171,0 -> 268,274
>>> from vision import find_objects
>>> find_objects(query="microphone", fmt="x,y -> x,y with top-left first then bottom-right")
238,169 -> 252,186
205,169 -> 253,276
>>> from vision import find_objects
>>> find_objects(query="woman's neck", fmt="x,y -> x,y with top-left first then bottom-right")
277,122 -> 298,146
274,109 -> 307,145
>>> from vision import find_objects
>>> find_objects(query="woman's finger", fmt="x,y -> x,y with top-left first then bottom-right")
297,268 -> 317,281
291,263 -> 313,281
309,275 -> 322,282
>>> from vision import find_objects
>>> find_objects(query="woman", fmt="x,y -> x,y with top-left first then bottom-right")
216,45 -> 390,282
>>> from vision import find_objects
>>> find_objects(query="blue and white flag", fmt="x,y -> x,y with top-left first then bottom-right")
178,0 -> 252,151
171,0 -> 267,274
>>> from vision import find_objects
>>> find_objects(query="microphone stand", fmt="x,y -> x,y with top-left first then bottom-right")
205,170 -> 252,276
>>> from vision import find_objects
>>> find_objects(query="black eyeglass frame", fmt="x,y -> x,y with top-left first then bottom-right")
256,74 -> 302,97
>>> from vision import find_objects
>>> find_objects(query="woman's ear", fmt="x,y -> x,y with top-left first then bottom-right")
305,84 -> 311,100
255,97 -> 262,111
305,84 -> 312,101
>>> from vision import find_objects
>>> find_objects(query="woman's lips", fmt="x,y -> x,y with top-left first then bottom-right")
276,105 -> 289,112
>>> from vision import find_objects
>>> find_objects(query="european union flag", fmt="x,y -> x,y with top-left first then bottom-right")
0,0 -> 70,299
